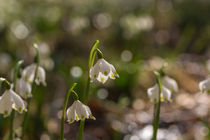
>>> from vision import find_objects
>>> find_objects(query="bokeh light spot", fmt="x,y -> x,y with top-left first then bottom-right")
97,88 -> 109,100
121,50 -> 133,62
70,66 -> 83,78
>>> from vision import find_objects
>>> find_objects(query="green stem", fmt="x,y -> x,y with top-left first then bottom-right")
60,83 -> 77,140
21,98 -> 31,140
9,60 -> 23,140
21,74 -> 38,140
9,111 -> 15,140
78,77 -> 90,140
78,121 -> 85,140
88,40 -> 99,70
21,46 -> 40,140
152,101 -> 161,140
152,72 -> 162,140
78,40 -> 99,140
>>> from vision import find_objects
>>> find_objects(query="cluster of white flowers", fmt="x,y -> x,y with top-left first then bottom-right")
147,73 -> 210,103
147,76 -> 178,102
0,62 -> 46,117
66,58 -> 118,123
16,63 -> 46,99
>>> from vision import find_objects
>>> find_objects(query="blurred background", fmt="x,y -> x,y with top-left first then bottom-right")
0,0 -> 210,139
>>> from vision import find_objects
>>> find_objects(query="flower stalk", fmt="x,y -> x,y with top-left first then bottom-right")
77,78 -> 90,140
9,60 -> 24,140
78,40 -> 99,140
0,78 -> 11,90
60,83 -> 77,140
21,44 -> 40,140
152,71 -> 162,140
96,49 -> 103,59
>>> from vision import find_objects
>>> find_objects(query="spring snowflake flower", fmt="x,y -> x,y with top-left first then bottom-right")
66,100 -> 95,123
199,78 -> 210,93
147,84 -> 172,102
90,59 -> 119,84
162,76 -> 178,92
15,78 -> 32,99
22,64 -> 46,86
0,89 -> 26,117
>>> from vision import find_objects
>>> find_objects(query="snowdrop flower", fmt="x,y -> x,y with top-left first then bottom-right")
90,59 -> 119,84
162,76 -> 178,92
147,84 -> 172,102
22,64 -> 46,86
15,78 -> 32,99
0,89 -> 26,117
199,78 -> 210,93
66,100 -> 95,123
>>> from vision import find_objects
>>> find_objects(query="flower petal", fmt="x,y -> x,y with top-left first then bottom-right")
10,90 -> 26,113
0,91 -> 13,117
22,64 -> 46,86
36,66 -> 46,86
109,64 -> 119,79
147,84 -> 159,102
84,105 -> 95,120
99,59 -> 111,76
67,105 -> 75,123
97,72 -> 109,84
16,78 -> 32,99
199,78 -> 210,93
161,86 -> 172,101
22,64 -> 36,83
75,101 -> 87,121
90,66 -> 99,82
162,76 -> 178,92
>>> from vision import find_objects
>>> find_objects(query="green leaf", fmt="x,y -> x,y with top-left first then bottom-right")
88,40 -> 99,70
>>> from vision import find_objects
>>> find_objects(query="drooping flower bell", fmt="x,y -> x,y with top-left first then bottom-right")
22,64 -> 46,86
162,76 -> 178,92
147,75 -> 178,102
199,78 -> 210,93
0,89 -> 26,117
15,78 -> 32,99
147,84 -> 172,102
66,100 -> 95,123
90,59 -> 119,84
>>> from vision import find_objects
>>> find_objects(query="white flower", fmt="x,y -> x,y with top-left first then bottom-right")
90,59 -> 119,84
147,84 -> 172,102
66,100 -> 95,123
162,76 -> 178,92
0,89 -> 26,117
15,78 -> 32,99
199,78 -> 210,93
22,64 -> 46,86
